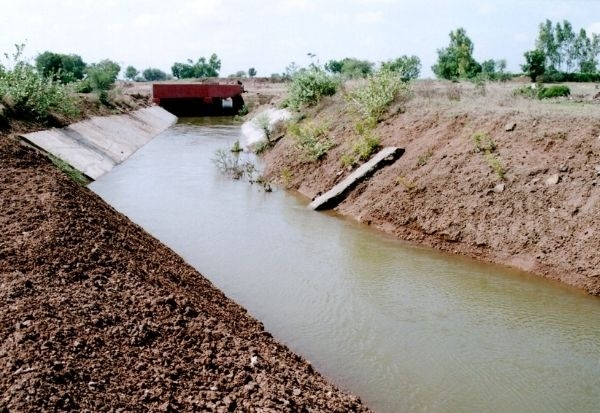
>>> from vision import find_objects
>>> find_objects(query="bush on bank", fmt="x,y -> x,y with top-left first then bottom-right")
346,69 -> 411,125
0,51 -> 78,122
285,66 -> 339,110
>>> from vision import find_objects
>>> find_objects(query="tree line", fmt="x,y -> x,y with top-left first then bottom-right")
432,19 -> 599,83
32,18 -> 600,85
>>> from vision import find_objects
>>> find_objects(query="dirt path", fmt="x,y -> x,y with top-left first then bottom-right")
0,116 -> 370,410
263,80 -> 600,295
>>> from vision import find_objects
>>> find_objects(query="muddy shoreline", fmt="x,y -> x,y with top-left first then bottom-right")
262,81 -> 600,296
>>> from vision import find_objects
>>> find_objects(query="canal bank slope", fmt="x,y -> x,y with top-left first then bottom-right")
263,80 -> 600,295
0,115 -> 369,409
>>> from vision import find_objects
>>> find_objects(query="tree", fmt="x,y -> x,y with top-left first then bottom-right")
381,55 -> 421,81
142,67 -> 167,81
125,65 -> 139,81
481,59 -> 496,76
171,53 -> 221,79
536,19 -> 559,71
85,59 -> 121,91
35,51 -> 86,83
171,61 -> 194,79
324,57 -> 373,78
432,28 -> 481,80
534,19 -> 600,75
522,49 -> 546,82
248,67 -> 257,77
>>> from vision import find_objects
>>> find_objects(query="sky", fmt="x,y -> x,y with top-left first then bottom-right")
1,0 -> 600,78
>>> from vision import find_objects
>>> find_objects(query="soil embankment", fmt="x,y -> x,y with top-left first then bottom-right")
263,81 -> 600,295
0,86 -> 369,411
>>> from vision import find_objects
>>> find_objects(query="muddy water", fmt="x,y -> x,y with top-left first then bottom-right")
90,118 -> 600,413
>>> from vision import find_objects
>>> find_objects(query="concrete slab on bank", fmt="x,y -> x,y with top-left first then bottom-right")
309,146 -> 404,211
21,106 -> 177,180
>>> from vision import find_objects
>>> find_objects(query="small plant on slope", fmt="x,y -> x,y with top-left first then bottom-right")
346,69 -> 410,125
286,66 -> 339,110
289,121 -> 334,162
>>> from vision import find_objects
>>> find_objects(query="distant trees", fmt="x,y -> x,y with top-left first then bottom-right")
125,65 -> 139,81
432,28 -> 482,80
142,67 -> 167,81
324,58 -> 374,78
248,67 -> 257,77
526,19 -> 600,79
77,59 -> 121,96
171,53 -> 221,79
35,51 -> 86,83
381,55 -> 421,81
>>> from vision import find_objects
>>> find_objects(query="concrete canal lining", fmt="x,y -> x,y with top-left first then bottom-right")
309,146 -> 404,211
20,106 -> 177,180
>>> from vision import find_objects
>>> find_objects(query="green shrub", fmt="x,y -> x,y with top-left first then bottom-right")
470,132 -> 506,180
538,85 -> 570,99
35,51 -> 86,84
346,69 -> 410,124
341,131 -> 381,167
280,167 -> 293,188
286,66 -> 339,109
289,121 -> 334,162
513,84 -> 570,100
0,61 -> 78,121
82,59 -> 121,92
230,140 -> 242,153
472,132 -> 496,153
485,153 -> 506,179
353,131 -> 380,161
341,153 -> 356,169
512,84 -> 538,99
212,148 -> 257,180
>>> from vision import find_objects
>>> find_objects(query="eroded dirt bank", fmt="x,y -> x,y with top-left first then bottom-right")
263,81 -> 600,295
0,126 -> 369,409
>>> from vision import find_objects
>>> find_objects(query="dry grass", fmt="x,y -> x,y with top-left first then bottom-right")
410,79 -> 600,118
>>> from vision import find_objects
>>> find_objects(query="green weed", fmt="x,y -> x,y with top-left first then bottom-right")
280,167 -> 293,188
346,69 -> 411,124
0,44 -> 79,122
397,174 -> 418,192
212,148 -> 257,180
341,131 -> 381,168
289,121 -> 334,162
417,149 -> 433,166
472,132 -> 496,153
485,153 -> 506,179
48,154 -> 90,186
285,66 -> 339,110
230,140 -> 242,153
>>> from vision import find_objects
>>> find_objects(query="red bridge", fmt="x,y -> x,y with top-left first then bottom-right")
152,83 -> 245,116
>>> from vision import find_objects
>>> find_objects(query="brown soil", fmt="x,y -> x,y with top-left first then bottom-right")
0,91 -> 369,411
263,80 -> 600,295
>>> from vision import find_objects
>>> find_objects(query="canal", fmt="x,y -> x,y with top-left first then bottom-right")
90,118 -> 600,413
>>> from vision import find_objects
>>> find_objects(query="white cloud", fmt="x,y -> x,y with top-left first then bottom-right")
476,2 -> 496,15
276,0 -> 316,13
181,0 -> 222,18
354,11 -> 384,24
513,32 -> 530,44
132,14 -> 161,29
320,13 -> 351,24
353,0 -> 394,4
589,21 -> 600,35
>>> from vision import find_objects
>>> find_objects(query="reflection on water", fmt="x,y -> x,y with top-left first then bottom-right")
90,118 -> 600,413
